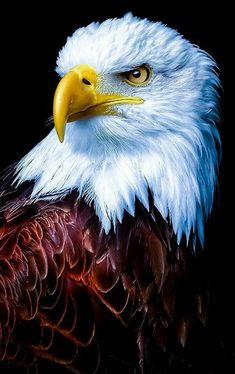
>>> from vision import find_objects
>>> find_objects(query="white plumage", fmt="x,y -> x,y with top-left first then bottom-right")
15,13 -> 221,244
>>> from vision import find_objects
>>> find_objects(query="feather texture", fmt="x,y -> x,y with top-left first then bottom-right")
0,188 -> 214,373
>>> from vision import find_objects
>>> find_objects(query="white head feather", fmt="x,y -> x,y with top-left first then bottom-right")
15,13 -> 221,245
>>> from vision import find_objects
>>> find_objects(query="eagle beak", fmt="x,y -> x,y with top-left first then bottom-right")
53,64 -> 144,142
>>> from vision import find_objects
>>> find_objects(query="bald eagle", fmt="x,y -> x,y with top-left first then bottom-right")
0,13 -> 222,373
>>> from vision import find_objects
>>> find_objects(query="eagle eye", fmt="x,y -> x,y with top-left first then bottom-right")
123,65 -> 152,86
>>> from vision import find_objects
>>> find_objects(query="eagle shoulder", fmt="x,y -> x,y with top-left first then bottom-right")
0,187 -> 208,373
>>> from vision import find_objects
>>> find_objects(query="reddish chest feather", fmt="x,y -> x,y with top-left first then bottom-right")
0,194 -> 207,373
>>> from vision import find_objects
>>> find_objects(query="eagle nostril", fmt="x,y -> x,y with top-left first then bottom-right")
82,78 -> 92,85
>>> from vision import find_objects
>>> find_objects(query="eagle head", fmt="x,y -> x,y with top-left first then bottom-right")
16,13 -> 221,244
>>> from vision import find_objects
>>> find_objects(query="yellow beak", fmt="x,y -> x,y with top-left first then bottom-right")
53,64 -> 144,142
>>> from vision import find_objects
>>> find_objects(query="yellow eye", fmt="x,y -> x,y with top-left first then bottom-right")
124,65 -> 152,86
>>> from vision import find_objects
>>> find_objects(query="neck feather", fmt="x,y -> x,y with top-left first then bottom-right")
15,121 -> 220,245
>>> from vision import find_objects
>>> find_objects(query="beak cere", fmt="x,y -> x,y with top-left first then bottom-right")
53,64 -> 144,142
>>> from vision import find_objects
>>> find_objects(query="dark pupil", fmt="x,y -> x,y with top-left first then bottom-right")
132,69 -> 141,78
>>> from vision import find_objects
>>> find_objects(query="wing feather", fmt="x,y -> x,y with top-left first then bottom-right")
0,192 -> 211,373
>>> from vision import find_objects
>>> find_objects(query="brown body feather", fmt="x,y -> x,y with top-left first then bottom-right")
0,186 -> 223,373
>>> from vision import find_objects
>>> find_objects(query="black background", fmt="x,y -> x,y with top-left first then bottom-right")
1,0 -> 233,357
